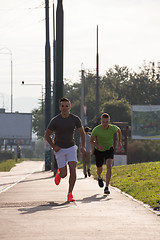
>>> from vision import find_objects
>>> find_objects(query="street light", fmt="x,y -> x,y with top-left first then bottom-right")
81,63 -> 85,126
0,47 -> 13,112
21,81 -> 44,112
96,25 -> 99,123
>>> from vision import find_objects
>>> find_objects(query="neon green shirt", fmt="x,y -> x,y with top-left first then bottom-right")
91,124 -> 119,151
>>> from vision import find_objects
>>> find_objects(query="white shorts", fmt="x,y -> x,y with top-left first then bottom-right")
54,145 -> 78,169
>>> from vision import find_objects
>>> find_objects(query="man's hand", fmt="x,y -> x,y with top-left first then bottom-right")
97,145 -> 104,151
53,144 -> 61,152
81,146 -> 86,154
117,142 -> 122,150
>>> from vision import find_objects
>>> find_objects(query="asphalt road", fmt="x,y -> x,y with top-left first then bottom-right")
0,161 -> 160,240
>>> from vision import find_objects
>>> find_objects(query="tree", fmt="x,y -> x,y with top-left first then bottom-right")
32,108 -> 45,138
32,62 -> 160,136
101,98 -> 131,124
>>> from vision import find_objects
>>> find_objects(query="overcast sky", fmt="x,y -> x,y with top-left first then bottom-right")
0,0 -> 160,112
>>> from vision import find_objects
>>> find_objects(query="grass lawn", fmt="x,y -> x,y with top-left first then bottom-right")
90,161 -> 160,211
0,159 -> 23,172
0,158 -> 43,172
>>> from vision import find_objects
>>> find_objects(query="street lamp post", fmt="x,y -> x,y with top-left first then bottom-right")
96,25 -> 99,123
55,0 -> 64,115
0,47 -> 13,112
21,82 -> 44,112
45,0 -> 51,171
81,64 -> 85,126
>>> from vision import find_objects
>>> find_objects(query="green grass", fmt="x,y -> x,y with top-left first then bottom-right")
0,158 -> 43,172
0,159 -> 23,172
90,161 -> 160,212
77,161 -> 83,169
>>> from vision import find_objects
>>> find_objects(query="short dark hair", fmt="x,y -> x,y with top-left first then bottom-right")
59,97 -> 70,104
101,113 -> 110,119
84,126 -> 90,132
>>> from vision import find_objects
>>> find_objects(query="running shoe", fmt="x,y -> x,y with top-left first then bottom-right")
98,178 -> 104,188
54,169 -> 61,185
67,192 -> 75,202
87,169 -> 91,177
104,186 -> 110,194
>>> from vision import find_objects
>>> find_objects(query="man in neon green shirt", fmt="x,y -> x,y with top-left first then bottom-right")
90,113 -> 122,194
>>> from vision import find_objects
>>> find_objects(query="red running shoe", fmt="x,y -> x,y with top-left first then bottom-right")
67,192 -> 75,202
54,169 -> 61,185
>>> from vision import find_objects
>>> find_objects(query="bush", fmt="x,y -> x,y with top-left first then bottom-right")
0,151 -> 15,162
127,140 -> 160,164
22,148 -> 36,158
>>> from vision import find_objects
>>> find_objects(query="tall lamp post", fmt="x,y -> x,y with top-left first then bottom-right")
0,47 -> 13,112
52,0 -> 56,117
55,0 -> 64,115
96,25 -> 99,123
81,64 -> 85,126
45,0 -> 51,170
21,82 -> 44,112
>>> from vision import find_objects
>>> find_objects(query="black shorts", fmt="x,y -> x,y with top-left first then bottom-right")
94,147 -> 114,167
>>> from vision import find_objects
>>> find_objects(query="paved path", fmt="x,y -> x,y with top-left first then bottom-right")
0,161 -> 160,240
0,160 -> 43,193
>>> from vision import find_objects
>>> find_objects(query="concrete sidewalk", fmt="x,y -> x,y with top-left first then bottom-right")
0,161 -> 160,240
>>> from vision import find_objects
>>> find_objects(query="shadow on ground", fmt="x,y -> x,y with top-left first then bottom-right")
16,194 -> 111,215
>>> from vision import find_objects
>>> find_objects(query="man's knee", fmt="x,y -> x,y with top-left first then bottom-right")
107,163 -> 112,169
97,166 -> 102,173
59,167 -> 67,178
68,161 -> 77,171
106,159 -> 113,168
61,172 -> 67,178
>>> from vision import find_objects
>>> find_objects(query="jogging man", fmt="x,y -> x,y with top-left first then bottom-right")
79,126 -> 92,178
90,113 -> 122,194
45,97 -> 86,202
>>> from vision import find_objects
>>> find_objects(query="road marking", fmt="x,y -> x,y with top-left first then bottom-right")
0,162 -> 44,194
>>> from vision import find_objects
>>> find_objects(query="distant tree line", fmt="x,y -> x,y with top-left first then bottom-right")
32,62 -> 160,138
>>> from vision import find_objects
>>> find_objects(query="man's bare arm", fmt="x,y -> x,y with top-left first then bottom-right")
77,126 -> 86,153
116,128 -> 122,148
44,128 -> 61,152
90,136 -> 104,151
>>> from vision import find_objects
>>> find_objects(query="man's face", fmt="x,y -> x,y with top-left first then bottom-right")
59,101 -> 71,115
101,117 -> 110,129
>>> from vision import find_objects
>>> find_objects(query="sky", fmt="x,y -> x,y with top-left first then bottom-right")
0,0 -> 160,113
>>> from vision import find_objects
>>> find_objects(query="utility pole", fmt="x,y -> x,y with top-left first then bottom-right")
96,25 -> 99,123
55,0 -> 64,115
52,1 -> 56,117
80,65 -> 85,126
11,55 -> 13,113
45,0 -> 51,170
51,0 -> 58,175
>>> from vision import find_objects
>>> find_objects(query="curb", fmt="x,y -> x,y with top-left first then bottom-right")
111,185 -> 160,216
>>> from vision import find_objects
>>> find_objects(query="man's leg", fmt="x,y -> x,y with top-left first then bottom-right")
97,166 -> 103,178
105,158 -> 113,186
86,152 -> 91,169
59,166 -> 67,178
54,149 -> 67,184
54,165 -> 67,185
94,149 -> 103,179
68,161 -> 77,193
94,150 -> 104,187
97,166 -> 104,187
86,153 -> 91,176
82,153 -> 87,177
